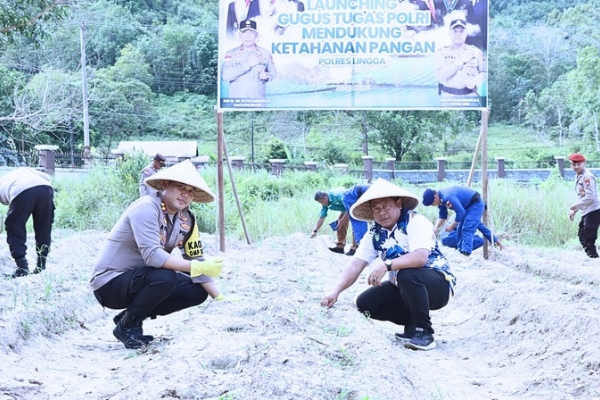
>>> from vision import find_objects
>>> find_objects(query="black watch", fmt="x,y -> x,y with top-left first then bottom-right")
384,259 -> 393,271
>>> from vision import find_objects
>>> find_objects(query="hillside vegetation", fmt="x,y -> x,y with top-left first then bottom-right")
1,1 -> 600,167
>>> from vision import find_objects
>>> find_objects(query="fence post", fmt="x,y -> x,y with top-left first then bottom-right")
362,156 -> 373,181
191,155 -> 210,169
554,156 -> 565,178
34,145 -> 59,174
229,156 -> 245,169
269,158 -> 286,176
495,156 -> 506,178
435,157 -> 446,182
304,161 -> 318,171
386,157 -> 396,179
334,163 -> 348,174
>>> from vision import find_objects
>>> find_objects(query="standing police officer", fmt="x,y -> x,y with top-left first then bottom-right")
568,153 -> 600,258
434,18 -> 486,97
139,153 -> 166,197
222,19 -> 277,100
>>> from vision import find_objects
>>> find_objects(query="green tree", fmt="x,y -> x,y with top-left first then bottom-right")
521,78 -> 570,146
89,44 -> 152,151
137,21 -> 218,96
0,66 -> 27,122
264,138 -> 287,162
364,111 -> 473,162
566,46 -> 600,152
0,0 -> 69,43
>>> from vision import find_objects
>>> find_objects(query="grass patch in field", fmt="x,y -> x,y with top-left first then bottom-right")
51,163 -> 580,248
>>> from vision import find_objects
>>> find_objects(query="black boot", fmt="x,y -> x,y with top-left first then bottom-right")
12,257 -> 29,278
33,254 -> 47,274
113,311 -> 152,349
113,310 -> 154,345
33,246 -> 49,274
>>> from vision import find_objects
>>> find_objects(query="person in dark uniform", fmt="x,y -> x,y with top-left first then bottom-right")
221,19 -> 277,100
139,153 -> 166,197
434,18 -> 486,97
440,221 -> 505,251
225,0 -> 274,41
0,167 -> 55,277
422,186 -> 485,256
341,184 -> 371,255
465,0 -> 488,50
568,153 -> 600,258
410,0 -> 473,28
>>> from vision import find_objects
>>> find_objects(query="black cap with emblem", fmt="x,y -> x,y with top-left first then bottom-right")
239,19 -> 257,32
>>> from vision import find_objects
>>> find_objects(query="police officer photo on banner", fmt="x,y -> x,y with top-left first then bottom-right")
220,19 -> 277,109
217,0 -> 489,110
434,13 -> 487,108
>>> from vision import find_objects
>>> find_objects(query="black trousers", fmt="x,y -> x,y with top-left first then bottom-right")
578,208 -> 600,257
93,267 -> 209,319
356,268 -> 450,334
6,185 -> 55,260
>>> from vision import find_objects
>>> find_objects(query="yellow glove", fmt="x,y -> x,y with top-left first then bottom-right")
190,259 -> 223,278
213,293 -> 242,302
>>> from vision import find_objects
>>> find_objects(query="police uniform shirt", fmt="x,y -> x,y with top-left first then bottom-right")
572,168 -> 600,216
222,45 -> 277,99
435,44 -> 487,94
0,167 -> 52,205
139,162 -> 160,197
90,195 -> 212,291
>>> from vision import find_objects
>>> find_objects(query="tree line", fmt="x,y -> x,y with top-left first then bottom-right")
0,0 -> 597,166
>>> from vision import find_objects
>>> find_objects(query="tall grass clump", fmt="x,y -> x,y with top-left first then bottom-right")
51,161 -> 580,248
53,153 -> 148,231
223,169 -> 366,241
487,171 -> 576,247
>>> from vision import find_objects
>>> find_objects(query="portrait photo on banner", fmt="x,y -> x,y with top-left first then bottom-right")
217,0 -> 489,111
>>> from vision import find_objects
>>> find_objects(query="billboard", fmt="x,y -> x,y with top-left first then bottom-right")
218,0 -> 488,111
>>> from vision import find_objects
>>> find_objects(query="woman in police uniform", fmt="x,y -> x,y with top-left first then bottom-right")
90,160 -> 225,349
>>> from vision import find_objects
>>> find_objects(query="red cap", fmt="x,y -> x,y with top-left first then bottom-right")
568,153 -> 586,163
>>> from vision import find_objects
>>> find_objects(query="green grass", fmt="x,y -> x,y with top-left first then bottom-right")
47,159 -> 582,249
446,123 -> 589,169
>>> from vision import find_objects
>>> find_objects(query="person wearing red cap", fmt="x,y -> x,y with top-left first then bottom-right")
568,153 -> 600,258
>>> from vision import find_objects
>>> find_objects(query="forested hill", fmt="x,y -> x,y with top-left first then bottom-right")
0,0 -> 598,166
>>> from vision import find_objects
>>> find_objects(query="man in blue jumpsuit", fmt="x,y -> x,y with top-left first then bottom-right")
341,184 -> 370,255
422,186 -> 485,256
440,221 -> 504,251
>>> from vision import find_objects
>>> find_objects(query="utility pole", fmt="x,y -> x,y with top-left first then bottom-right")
80,21 -> 90,160
251,113 -> 255,167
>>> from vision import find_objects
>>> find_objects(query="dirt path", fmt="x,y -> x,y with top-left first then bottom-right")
0,231 -> 599,399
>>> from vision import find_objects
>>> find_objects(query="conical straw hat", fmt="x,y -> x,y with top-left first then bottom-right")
350,178 -> 419,222
145,160 -> 216,203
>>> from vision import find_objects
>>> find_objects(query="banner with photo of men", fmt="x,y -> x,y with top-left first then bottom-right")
218,0 -> 488,111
